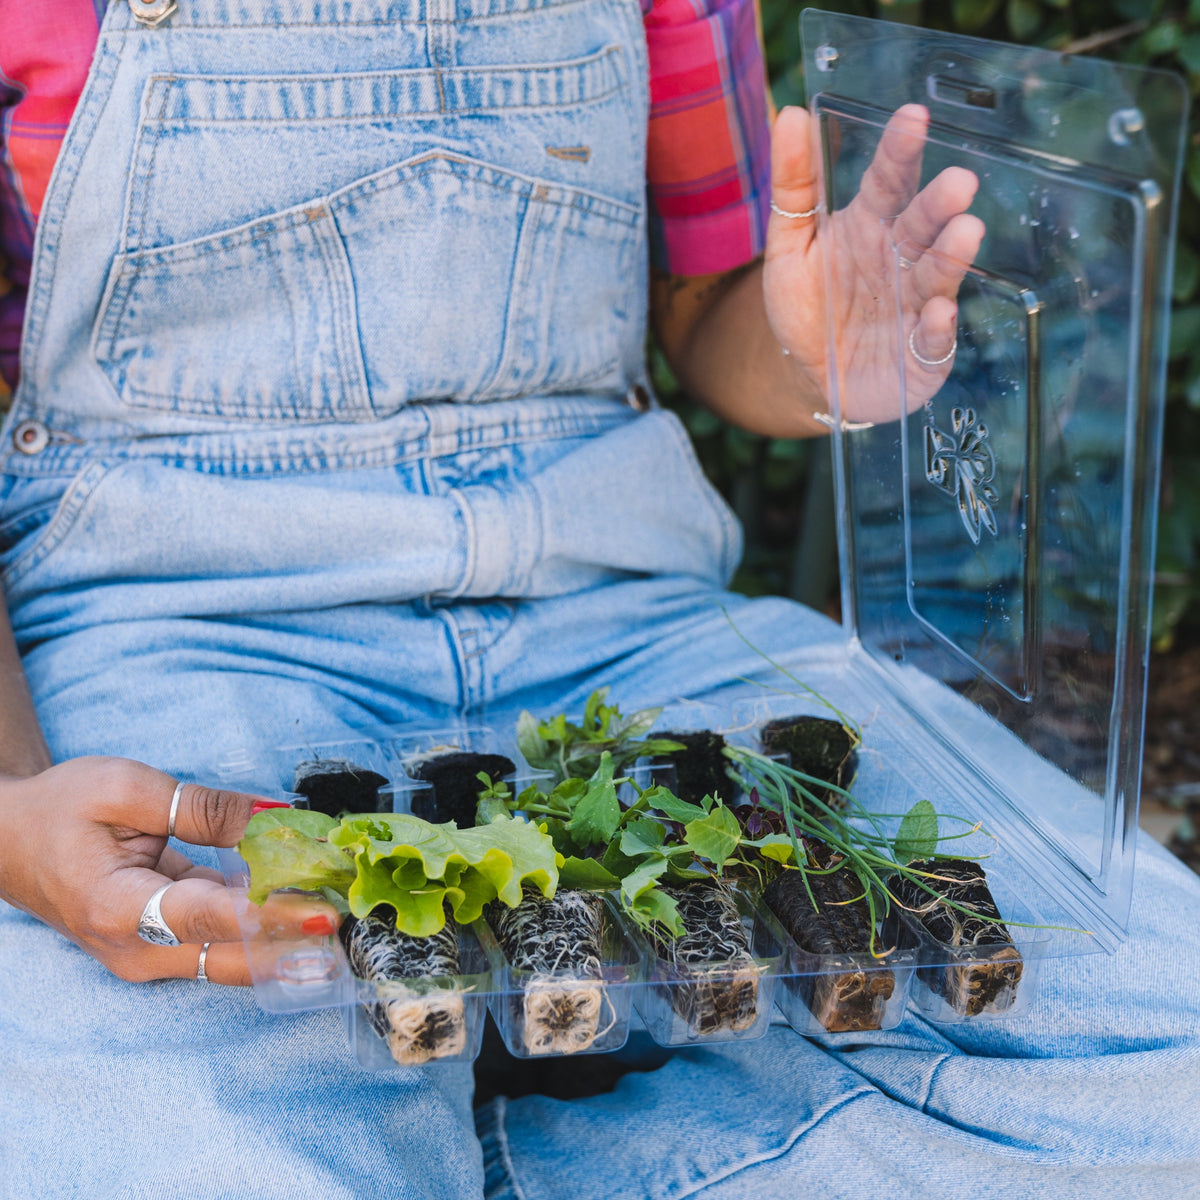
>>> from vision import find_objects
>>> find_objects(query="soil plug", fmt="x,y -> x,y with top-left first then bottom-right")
657,731 -> 735,805
759,716 -> 857,810
407,752 -> 515,828
892,860 -> 1022,1016
341,907 -> 467,1066
764,859 -> 894,1033
488,888 -> 607,1055
650,879 -> 759,1036
293,759 -> 389,818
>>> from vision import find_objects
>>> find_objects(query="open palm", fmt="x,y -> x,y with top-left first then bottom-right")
764,104 -> 985,427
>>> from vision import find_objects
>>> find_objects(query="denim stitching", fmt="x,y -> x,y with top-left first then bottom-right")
490,1098 -> 529,1200
150,48 -> 625,122
1,460 -> 114,588
674,1086 -> 879,1200
18,36 -> 125,405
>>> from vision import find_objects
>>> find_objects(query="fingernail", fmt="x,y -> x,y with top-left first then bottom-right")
251,799 -> 293,815
301,915 -> 336,936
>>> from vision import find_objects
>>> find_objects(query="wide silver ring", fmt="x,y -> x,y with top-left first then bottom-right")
909,327 -> 956,369
197,942 -> 212,982
770,200 -> 820,220
167,780 -> 185,840
136,883 -> 180,947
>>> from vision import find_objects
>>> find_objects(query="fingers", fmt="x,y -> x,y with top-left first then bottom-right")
892,165 -> 979,255
123,938 -> 253,986
855,103 -> 931,220
767,105 -> 820,252
908,212 -> 986,307
108,876 -> 341,985
909,295 -> 959,372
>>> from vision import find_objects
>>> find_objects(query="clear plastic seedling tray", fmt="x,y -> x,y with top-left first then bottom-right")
342,922 -> 491,1071
250,736 -> 433,818
628,887 -> 783,1048
783,10 -> 1187,1007
883,874 -> 1051,1025
383,720 -> 553,816
477,895 -> 641,1058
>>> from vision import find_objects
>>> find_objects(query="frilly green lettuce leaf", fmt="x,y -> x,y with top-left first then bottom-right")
238,809 -> 356,904
239,809 -> 558,934
330,812 -> 559,933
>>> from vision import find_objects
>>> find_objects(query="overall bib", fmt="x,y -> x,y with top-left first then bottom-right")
1,4 -> 1199,1198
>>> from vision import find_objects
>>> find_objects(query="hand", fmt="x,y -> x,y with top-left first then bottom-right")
0,757 -> 338,984
764,103 -> 986,426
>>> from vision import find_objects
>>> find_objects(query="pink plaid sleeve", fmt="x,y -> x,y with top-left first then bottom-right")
0,2 -> 102,393
643,0 -> 772,276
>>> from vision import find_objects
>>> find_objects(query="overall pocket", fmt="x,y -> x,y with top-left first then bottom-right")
93,49 -> 644,421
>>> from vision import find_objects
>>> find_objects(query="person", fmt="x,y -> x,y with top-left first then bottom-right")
0,2 -> 1196,1198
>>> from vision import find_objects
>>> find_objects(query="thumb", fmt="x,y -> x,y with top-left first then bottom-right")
767,105 -> 820,252
82,758 -> 266,847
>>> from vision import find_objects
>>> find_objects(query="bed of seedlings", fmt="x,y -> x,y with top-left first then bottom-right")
223,690 -> 1044,1071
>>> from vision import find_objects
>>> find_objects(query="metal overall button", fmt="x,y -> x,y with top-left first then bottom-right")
12,420 -> 50,456
129,0 -> 178,29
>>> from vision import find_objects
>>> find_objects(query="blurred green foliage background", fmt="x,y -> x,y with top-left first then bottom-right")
658,0 -> 1200,648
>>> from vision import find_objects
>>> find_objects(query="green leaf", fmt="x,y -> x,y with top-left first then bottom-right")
751,833 -> 798,865
619,817 -> 668,857
894,799 -> 940,864
640,786 -> 708,824
1175,243 -> 1200,303
619,853 -> 669,899
1006,0 -> 1041,41
683,805 -> 743,872
1186,149 -> 1200,204
1180,32 -> 1200,76
626,884 -> 683,936
316,812 -> 558,928
515,710 -> 552,772
238,811 -> 356,905
558,856 -> 620,890
1140,19 -> 1181,57
953,0 -> 1002,31
1169,306 -> 1200,359
564,754 -> 622,847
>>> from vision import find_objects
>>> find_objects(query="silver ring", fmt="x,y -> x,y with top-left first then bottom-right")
812,411 -> 876,433
136,883 -> 181,947
770,200 -> 820,220
167,780 -> 185,840
197,942 -> 212,982
909,327 -> 956,368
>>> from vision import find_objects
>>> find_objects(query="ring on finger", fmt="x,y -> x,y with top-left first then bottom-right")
136,882 -> 181,947
770,200 -> 820,221
908,327 -> 956,369
196,942 -> 212,982
167,780 -> 185,840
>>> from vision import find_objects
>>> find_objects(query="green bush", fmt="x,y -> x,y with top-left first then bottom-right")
665,0 -> 1200,644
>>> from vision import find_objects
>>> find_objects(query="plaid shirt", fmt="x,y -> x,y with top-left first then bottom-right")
0,0 -> 771,393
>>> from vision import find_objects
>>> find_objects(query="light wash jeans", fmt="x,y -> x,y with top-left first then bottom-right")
1,2 -> 1198,1197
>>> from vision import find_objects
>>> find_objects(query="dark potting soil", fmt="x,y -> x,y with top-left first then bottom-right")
759,715 -> 857,807
891,860 -> 1022,1016
292,759 -> 390,818
764,860 -> 894,1033
341,906 -> 466,1065
657,730 -> 733,805
651,879 -> 759,1035
408,752 -> 516,829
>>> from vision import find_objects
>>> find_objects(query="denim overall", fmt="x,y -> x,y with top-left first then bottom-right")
2,3 -> 1199,1198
